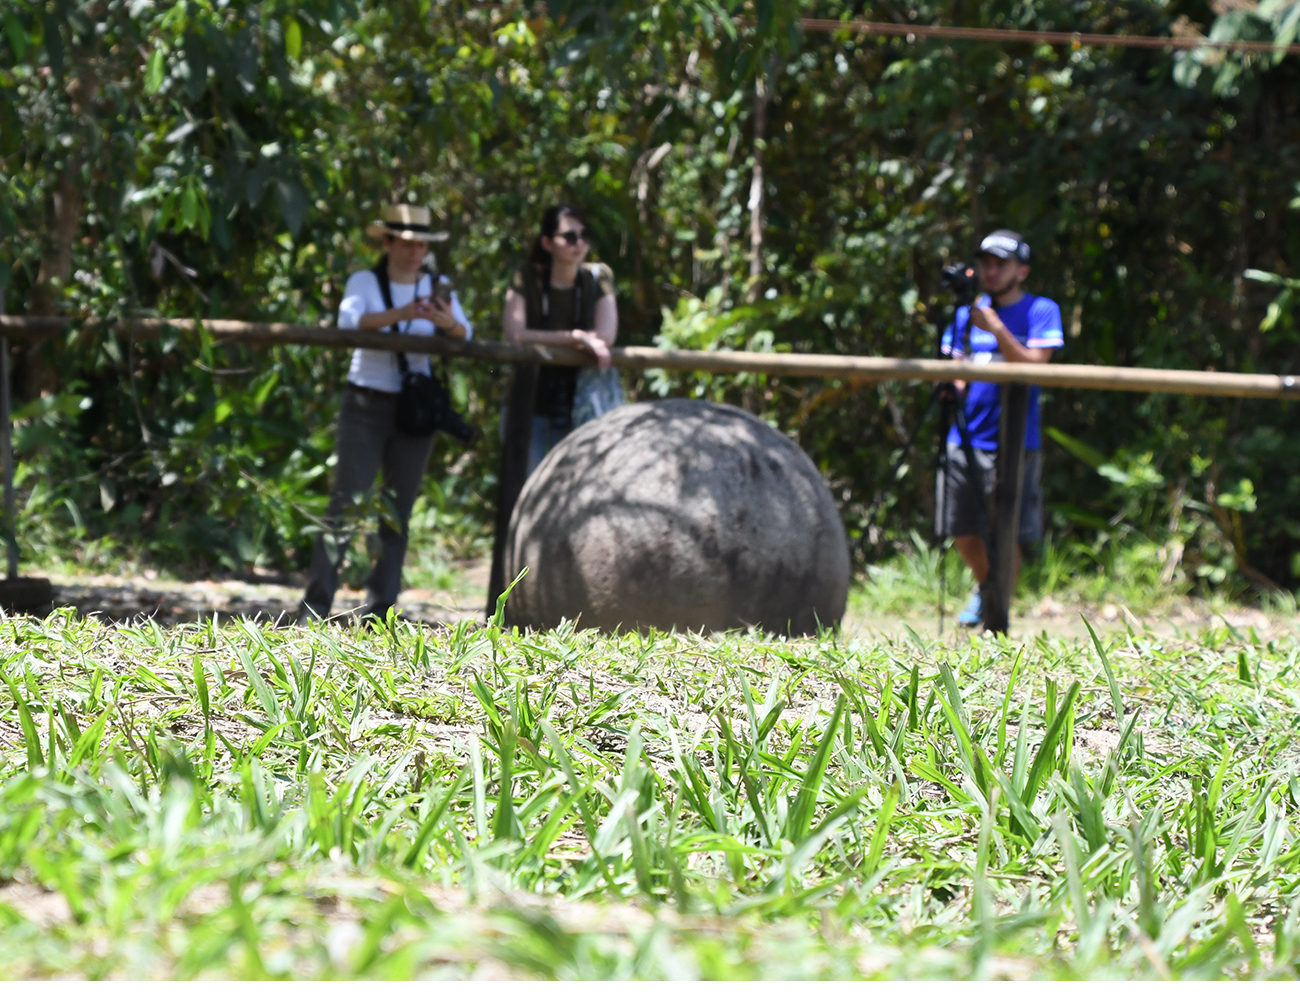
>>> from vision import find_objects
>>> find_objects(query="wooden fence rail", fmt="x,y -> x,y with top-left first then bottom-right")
2,313 -> 1297,620
3,315 -> 1298,400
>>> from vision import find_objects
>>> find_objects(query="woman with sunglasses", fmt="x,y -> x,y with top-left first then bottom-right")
503,204 -> 618,473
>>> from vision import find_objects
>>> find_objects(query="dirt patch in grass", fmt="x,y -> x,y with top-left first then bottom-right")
41,562 -> 486,626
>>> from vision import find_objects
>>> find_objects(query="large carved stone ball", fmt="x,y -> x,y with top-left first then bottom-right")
504,398 -> 850,635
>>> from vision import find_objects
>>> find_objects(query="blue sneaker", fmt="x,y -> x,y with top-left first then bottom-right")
958,590 -> 982,628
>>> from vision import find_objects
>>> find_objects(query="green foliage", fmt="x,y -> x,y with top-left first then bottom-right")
1246,267 -> 1300,337
1,613 -> 1300,977
2,2 -> 1300,591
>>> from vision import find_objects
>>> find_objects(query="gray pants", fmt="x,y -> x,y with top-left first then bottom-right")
499,412 -> 572,477
936,441 -> 1044,545
527,415 -> 571,476
301,385 -> 435,620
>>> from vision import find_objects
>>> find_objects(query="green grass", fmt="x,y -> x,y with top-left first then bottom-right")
0,599 -> 1299,979
856,532 -> 1298,620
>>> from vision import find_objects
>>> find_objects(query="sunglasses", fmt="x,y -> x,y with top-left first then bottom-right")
554,229 -> 590,246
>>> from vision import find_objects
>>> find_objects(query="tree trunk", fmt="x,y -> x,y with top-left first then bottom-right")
21,166 -> 82,399
27,30 -> 99,399
746,70 -> 767,303
30,166 -> 84,318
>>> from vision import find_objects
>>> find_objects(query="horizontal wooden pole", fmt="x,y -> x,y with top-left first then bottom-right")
474,5 -> 1300,56
2,315 -> 1298,400
799,18 -> 1300,57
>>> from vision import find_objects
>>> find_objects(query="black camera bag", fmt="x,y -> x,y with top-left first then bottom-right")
372,257 -> 448,437
393,356 -> 442,438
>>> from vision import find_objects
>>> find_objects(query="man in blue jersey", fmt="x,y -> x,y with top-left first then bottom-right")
937,230 -> 1064,628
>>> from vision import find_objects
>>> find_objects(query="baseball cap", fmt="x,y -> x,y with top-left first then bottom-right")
979,229 -> 1030,262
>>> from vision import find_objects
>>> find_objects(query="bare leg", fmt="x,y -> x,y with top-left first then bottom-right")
953,535 -> 1021,586
953,535 -> 989,584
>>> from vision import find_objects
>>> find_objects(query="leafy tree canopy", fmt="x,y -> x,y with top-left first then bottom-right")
1,1 -> 1298,594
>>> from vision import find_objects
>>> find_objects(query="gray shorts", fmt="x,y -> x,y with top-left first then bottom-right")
936,441 -> 1044,545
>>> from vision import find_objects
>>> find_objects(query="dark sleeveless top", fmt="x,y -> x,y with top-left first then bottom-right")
509,263 -> 615,420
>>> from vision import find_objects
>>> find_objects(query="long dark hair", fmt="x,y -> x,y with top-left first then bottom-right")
529,203 -> 585,293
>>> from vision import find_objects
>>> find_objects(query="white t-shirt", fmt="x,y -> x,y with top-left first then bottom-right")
337,269 -> 474,394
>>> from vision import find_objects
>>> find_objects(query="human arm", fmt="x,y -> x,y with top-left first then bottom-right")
357,301 -> 438,330
591,293 -> 617,346
970,302 -> 1053,363
426,281 -> 471,339
970,296 -> 1062,364
579,266 -> 618,367
340,271 -> 451,332
565,293 -> 617,368
502,287 -> 614,368
339,272 -> 420,332
502,287 -> 576,345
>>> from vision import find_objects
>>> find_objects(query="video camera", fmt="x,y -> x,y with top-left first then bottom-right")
940,261 -> 979,306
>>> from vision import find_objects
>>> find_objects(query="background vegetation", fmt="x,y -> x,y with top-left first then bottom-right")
3,0 -> 1299,596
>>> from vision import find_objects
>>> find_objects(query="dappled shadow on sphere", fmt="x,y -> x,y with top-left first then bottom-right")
505,399 -> 850,636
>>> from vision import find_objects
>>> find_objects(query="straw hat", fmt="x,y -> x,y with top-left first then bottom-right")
365,204 -> 449,242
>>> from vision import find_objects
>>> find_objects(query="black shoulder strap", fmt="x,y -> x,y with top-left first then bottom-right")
372,256 -> 395,315
371,256 -> 433,375
525,265 -> 544,328
535,264 -> 596,329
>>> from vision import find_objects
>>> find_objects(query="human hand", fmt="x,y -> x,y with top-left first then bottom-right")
574,330 -> 612,369
970,301 -> 1000,333
427,296 -> 456,330
401,298 -> 437,323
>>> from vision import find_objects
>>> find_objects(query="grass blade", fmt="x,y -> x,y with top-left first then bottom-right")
1022,681 -> 1080,809
1083,616 -> 1125,725
784,695 -> 845,843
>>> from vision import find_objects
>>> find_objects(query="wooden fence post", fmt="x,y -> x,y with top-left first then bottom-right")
0,332 -> 53,612
984,384 -> 1029,635
1,335 -> 16,579
487,362 -> 538,617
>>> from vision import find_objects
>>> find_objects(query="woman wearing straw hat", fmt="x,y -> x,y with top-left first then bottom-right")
298,204 -> 473,623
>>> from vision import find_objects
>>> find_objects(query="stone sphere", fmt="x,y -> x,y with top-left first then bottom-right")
504,398 -> 850,635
